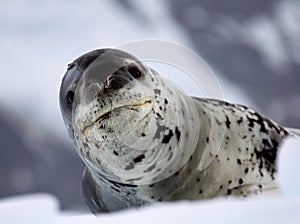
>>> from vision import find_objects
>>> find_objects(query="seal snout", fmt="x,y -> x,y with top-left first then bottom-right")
104,73 -> 133,91
103,64 -> 144,91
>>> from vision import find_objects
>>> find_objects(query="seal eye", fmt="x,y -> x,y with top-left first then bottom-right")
66,90 -> 75,107
128,67 -> 142,79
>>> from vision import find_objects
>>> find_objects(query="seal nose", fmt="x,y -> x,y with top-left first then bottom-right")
105,74 -> 132,90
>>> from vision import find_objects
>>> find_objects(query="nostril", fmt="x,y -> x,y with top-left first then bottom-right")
105,74 -> 131,90
128,66 -> 142,79
106,75 -> 115,83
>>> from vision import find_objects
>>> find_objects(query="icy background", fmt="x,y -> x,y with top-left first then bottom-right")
0,0 -> 299,216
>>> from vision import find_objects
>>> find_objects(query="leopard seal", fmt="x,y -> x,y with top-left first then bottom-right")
59,48 -> 297,213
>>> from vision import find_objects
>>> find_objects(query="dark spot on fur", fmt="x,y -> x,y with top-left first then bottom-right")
175,127 -> 181,142
239,178 -> 244,184
86,150 -> 91,160
225,115 -> 231,129
185,132 -> 189,138
154,124 -> 168,139
168,152 -> 173,161
227,189 -> 232,195
156,113 -> 164,120
199,190 -> 203,194
113,150 -> 119,156
126,177 -> 142,182
133,154 -> 145,163
107,179 -> 137,188
262,138 -> 271,148
144,163 -> 156,173
154,89 -> 161,95
244,168 -> 249,174
215,118 -> 222,126
237,159 -> 242,165
162,130 -> 174,144
110,186 -> 120,193
237,117 -> 243,124
206,137 -> 209,143
125,163 -> 135,170
247,115 -> 256,128
82,142 -> 89,149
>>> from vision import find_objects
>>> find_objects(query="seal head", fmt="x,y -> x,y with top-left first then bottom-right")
60,49 -> 200,186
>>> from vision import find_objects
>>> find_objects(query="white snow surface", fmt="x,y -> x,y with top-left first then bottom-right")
0,136 -> 300,223
278,136 -> 300,195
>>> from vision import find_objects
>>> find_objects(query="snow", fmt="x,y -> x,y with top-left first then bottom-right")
0,136 -> 299,223
57,195 -> 300,224
278,136 -> 300,195
0,194 -> 58,224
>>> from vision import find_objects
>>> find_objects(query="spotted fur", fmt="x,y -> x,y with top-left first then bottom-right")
59,49 -> 290,213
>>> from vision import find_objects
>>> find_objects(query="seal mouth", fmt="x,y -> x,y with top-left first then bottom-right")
95,99 -> 153,123
81,99 -> 154,134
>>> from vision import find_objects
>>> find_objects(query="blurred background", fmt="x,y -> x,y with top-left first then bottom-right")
0,0 -> 299,211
